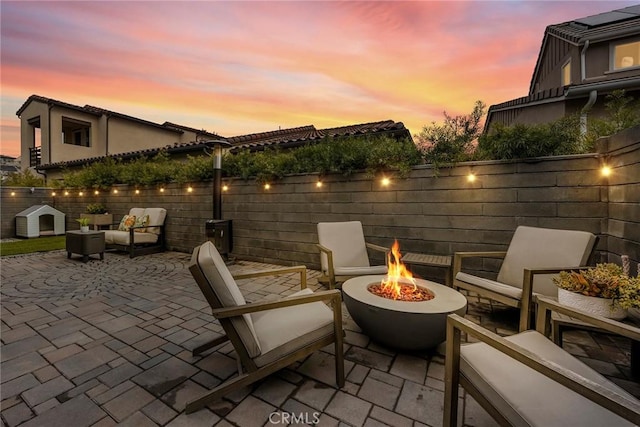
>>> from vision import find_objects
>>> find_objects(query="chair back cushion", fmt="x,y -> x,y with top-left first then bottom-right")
143,208 -> 167,235
317,221 -> 371,272
190,241 -> 261,357
497,226 -> 596,296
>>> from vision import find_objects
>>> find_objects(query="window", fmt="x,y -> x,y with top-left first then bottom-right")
613,40 -> 640,70
561,60 -> 571,86
62,117 -> 91,147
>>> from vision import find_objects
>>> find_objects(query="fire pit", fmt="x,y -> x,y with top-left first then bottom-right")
342,241 -> 467,350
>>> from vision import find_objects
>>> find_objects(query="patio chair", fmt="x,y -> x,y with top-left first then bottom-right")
316,221 -> 388,289
186,241 -> 344,413
104,207 -> 166,258
443,296 -> 640,426
452,226 -> 597,331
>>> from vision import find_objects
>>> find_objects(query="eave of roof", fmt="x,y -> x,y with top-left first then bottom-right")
16,95 -> 225,136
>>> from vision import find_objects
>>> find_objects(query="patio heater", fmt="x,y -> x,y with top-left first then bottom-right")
202,139 -> 233,259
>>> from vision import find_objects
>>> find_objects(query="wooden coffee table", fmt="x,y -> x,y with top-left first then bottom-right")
66,230 -> 105,262
401,252 -> 453,287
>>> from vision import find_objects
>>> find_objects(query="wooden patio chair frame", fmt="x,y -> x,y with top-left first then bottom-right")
443,296 -> 640,426
186,244 -> 345,413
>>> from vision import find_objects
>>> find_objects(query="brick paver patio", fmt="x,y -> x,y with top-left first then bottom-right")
1,250 -> 637,426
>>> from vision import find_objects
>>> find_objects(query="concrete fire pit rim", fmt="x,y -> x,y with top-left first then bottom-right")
342,275 -> 467,314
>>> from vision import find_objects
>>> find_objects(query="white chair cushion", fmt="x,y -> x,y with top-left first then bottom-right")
317,221 -> 372,272
455,272 -> 524,300
143,208 -> 167,235
497,226 -> 596,296
129,207 -> 145,218
252,288 -> 335,367
461,330 -> 636,426
196,241 -> 261,357
334,265 -> 388,276
104,230 -> 158,245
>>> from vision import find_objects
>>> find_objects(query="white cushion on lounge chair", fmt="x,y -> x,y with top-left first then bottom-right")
143,208 -> 167,235
317,221 -> 387,274
496,226 -> 596,296
104,230 -> 158,245
460,330 -> 635,426
455,272 -> 525,300
252,288 -> 334,367
196,241 -> 261,357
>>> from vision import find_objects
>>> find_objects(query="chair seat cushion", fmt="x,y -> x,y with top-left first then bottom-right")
252,288 -> 335,367
460,330 -> 636,426
456,272 -> 525,300
104,230 -> 158,245
334,265 -> 388,276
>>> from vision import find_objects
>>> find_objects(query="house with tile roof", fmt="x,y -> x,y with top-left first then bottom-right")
484,5 -> 640,132
16,95 -> 221,174
17,95 -> 410,181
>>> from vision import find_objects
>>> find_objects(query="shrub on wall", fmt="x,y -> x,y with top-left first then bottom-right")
2,169 -> 45,187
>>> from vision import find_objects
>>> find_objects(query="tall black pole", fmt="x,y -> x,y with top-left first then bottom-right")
213,144 -> 222,220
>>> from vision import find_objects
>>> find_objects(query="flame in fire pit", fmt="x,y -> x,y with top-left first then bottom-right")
368,240 -> 434,302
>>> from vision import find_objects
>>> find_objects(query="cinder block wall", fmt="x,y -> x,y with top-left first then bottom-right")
2,127 -> 638,279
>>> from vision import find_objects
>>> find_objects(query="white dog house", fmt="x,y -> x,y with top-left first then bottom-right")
15,205 -> 66,238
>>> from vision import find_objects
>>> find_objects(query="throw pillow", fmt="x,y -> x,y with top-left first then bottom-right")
118,215 -> 137,231
133,214 -> 149,233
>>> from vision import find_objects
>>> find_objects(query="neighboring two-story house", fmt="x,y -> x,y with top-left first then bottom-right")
16,95 -> 222,174
485,5 -> 640,132
16,95 -> 410,181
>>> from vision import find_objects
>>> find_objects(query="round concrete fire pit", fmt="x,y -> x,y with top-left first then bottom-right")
342,275 -> 467,350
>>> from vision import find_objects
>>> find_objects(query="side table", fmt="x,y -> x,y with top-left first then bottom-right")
401,252 -> 453,287
66,230 -> 105,262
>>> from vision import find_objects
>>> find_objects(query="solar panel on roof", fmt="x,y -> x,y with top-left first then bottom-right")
574,8 -> 640,28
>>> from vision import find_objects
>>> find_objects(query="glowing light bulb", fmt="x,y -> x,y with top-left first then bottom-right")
264,183 -> 271,190
467,173 -> 476,183
51,192 -> 56,196
94,190 -> 99,195
381,177 -> 390,187
113,189 -> 118,194
187,186 -> 193,193
160,188 -> 165,193
601,166 -> 611,177
64,191 -> 69,196
10,191 -> 15,196
79,191 -> 84,196
135,189 -> 140,195
316,181 -> 323,188
222,185 -> 229,191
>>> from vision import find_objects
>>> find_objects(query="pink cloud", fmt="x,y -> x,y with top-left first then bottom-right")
1,1 -> 636,158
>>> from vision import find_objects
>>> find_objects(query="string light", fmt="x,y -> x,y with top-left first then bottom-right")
10,191 -> 15,196
381,177 -> 390,187
187,186 -> 193,193
64,191 -> 69,196
94,190 -> 99,195
135,189 -> 140,195
79,191 -> 84,196
264,183 -> 271,190
601,165 -> 611,177
51,191 -> 56,196
159,187 -> 165,193
222,185 -> 229,192
316,181 -> 323,188
467,173 -> 476,183
112,189 -> 118,194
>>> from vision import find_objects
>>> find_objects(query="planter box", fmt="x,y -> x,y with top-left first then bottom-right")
81,213 -> 114,230
558,288 -> 628,320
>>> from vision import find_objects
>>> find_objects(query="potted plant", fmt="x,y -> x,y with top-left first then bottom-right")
76,217 -> 90,233
553,262 -> 640,320
81,203 -> 113,228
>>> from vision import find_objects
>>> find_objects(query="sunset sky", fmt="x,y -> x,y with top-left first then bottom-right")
1,1 -> 636,158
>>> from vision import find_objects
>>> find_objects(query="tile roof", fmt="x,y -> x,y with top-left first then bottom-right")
37,120 -> 410,170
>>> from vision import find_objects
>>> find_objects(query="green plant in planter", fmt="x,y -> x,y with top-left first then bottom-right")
553,263 -> 640,309
86,203 -> 107,214
76,217 -> 90,227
